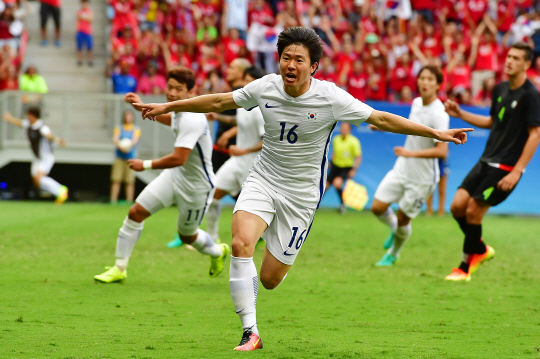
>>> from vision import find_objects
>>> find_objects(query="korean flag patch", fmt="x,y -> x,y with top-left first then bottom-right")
307,112 -> 317,120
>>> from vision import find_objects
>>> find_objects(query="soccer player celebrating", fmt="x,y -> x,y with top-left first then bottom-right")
444,42 -> 540,281
370,65 -> 450,266
206,66 -> 266,242
3,107 -> 68,204
94,67 -> 229,283
135,27 -> 471,351
325,122 -> 362,214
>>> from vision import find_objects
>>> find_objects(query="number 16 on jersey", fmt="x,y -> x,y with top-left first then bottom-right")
279,122 -> 298,144
283,226 -> 306,256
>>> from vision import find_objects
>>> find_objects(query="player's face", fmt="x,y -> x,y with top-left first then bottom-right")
166,78 -> 191,102
417,69 -> 439,99
279,44 -> 318,89
226,60 -> 244,83
504,48 -> 531,76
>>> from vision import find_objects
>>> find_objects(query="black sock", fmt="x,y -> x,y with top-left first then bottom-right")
459,261 -> 470,273
463,223 -> 486,255
455,216 -> 467,234
336,188 -> 344,204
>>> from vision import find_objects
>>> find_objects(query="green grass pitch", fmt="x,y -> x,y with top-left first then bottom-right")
1,202 -> 540,358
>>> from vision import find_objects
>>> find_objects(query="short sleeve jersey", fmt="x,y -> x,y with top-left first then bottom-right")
484,79 -> 540,166
167,112 -> 216,194
393,97 -> 450,185
235,106 -> 265,169
331,134 -> 362,168
21,119 -> 53,159
232,74 -> 373,208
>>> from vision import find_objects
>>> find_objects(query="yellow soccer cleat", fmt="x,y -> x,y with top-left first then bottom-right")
94,266 -> 127,283
444,267 -> 471,282
468,245 -> 495,274
209,243 -> 230,278
55,185 -> 68,205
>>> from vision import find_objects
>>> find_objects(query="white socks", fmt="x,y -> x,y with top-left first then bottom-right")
190,229 -> 222,258
115,216 -> 144,271
230,256 -> 259,335
388,223 -> 412,258
376,207 -> 398,233
39,176 -> 62,197
206,200 -> 222,241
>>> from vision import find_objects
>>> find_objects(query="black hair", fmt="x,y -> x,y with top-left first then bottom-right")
511,42 -> 533,62
27,106 -> 41,119
277,27 -> 323,75
244,66 -> 266,80
417,65 -> 444,85
167,66 -> 195,91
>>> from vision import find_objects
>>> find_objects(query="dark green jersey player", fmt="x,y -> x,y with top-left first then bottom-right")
444,42 -> 540,281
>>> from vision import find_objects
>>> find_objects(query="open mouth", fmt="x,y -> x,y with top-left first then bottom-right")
285,73 -> 297,82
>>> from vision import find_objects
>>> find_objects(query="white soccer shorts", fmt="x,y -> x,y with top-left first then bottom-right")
233,175 -> 316,265
215,157 -> 250,197
374,169 -> 436,219
136,170 -> 215,236
31,154 -> 55,177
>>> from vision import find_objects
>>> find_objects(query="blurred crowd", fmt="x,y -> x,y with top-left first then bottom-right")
0,0 -> 28,91
106,0 -> 540,106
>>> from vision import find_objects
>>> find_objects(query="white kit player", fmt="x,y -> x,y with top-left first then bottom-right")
370,65 -> 450,266
94,67 -> 229,284
135,27 -> 471,351
3,107 -> 68,204
206,66 -> 266,242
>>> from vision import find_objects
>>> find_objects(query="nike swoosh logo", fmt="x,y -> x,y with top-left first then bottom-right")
265,103 -> 279,108
236,309 -> 244,314
283,251 -> 294,256
253,338 -> 260,348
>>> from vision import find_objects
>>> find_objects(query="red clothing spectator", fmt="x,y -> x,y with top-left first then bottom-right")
389,63 -> 414,94
195,0 -> 219,19
346,71 -> 368,102
411,0 -> 435,10
496,1 -> 516,33
465,0 -> 488,25
315,71 -> 338,83
222,31 -> 246,65
248,0 -> 274,26
367,68 -> 387,101
136,73 -> 166,94
527,67 -> 540,91
449,64 -> 471,90
474,41 -> 499,71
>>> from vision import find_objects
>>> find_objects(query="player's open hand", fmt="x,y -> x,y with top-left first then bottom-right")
444,100 -> 462,118
497,170 -> 521,192
134,103 -> 169,121
229,145 -> 248,156
125,93 -> 143,111
437,128 -> 473,144
2,111 -> 12,121
127,159 -> 144,171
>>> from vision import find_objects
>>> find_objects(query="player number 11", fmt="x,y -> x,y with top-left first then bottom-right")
279,122 -> 298,144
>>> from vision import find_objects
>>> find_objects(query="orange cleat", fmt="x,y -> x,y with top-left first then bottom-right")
234,331 -> 263,351
468,245 -> 495,274
55,185 -> 68,205
445,267 -> 471,281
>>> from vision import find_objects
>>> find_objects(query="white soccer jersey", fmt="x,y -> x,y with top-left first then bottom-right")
392,97 -> 450,185
167,111 -> 216,193
233,74 -> 373,208
235,106 -> 265,168
21,119 -> 53,159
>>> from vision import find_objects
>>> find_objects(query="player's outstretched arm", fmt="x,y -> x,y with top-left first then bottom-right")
366,110 -> 472,144
444,100 -> 493,129
44,132 -> 66,147
127,147 -> 191,171
125,92 -> 171,126
2,112 -> 23,127
135,93 -> 240,120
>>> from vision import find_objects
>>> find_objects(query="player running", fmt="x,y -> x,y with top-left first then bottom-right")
370,65 -> 450,266
94,67 -> 229,283
134,27 -> 471,351
444,42 -> 540,281
325,122 -> 362,214
206,66 -> 266,243
3,107 -> 68,204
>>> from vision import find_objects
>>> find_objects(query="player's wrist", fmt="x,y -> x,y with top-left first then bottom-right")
143,160 -> 153,170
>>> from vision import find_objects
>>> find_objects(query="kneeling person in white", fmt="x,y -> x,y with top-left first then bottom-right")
135,28 -> 471,350
206,66 -> 266,242
3,107 -> 68,204
94,67 -> 228,283
371,65 -> 450,266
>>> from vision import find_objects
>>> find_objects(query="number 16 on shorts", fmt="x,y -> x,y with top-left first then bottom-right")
283,227 -> 306,256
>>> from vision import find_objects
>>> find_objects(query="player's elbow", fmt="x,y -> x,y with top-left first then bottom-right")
170,155 -> 187,167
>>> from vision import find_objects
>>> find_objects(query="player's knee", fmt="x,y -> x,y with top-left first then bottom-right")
450,200 -> 465,218
371,203 -> 385,216
32,176 -> 40,188
231,236 -> 254,257
128,204 -> 148,222
465,205 -> 481,223
260,274 -> 280,290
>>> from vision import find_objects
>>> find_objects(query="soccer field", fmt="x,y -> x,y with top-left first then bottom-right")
1,202 -> 539,358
